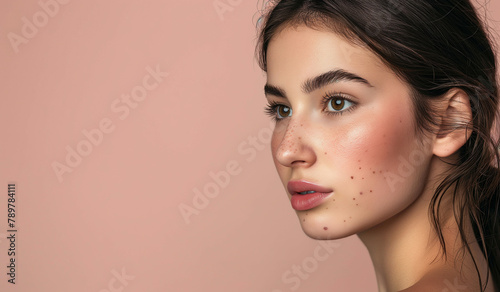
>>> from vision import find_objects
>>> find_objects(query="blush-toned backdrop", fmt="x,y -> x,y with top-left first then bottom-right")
1,1 -> 499,291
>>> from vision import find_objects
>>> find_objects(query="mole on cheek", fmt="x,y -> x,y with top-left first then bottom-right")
323,227 -> 328,230
351,176 -> 354,179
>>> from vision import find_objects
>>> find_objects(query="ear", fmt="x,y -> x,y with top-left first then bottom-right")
432,88 -> 473,158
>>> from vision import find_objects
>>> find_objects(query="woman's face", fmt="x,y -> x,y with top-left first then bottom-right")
265,25 -> 435,239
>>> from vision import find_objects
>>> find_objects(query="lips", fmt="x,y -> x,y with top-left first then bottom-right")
287,180 -> 333,211
287,180 -> 333,195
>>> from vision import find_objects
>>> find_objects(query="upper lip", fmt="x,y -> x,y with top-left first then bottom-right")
287,180 -> 333,195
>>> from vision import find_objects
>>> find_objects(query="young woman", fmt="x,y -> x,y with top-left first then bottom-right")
255,1 -> 500,291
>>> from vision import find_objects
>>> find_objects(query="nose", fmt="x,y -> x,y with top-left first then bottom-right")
274,119 -> 317,168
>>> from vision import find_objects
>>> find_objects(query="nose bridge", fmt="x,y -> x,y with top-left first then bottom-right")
275,116 -> 315,166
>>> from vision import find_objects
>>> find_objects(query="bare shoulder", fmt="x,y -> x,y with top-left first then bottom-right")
398,278 -> 466,292
398,269 -> 496,292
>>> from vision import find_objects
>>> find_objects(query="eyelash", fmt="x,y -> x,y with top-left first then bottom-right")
263,91 -> 357,122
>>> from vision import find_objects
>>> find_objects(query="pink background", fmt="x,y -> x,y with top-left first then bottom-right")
1,1 -> 499,291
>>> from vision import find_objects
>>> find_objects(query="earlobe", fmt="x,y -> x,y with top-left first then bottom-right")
432,88 -> 473,158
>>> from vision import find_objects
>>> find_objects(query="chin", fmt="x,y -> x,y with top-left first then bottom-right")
298,215 -> 358,240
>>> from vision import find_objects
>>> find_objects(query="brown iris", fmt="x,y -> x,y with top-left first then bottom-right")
331,99 -> 345,111
278,105 -> 291,118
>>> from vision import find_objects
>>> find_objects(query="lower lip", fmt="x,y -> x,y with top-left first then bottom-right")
291,192 -> 333,211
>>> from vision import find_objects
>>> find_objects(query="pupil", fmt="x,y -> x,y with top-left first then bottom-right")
333,99 -> 344,110
279,106 -> 290,117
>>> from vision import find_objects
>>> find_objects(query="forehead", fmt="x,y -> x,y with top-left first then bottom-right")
266,25 -> 391,87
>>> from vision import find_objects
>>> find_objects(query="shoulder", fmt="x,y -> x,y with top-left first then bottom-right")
398,270 -> 478,292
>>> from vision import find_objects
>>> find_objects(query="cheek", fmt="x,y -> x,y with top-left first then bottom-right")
325,105 -> 421,206
300,107 -> 426,238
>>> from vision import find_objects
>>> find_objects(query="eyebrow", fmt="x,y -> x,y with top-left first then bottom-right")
264,69 -> 373,99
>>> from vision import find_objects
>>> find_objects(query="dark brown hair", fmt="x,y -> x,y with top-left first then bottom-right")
254,0 -> 500,291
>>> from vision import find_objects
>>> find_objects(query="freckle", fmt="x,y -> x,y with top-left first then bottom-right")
326,207 -> 328,210
323,227 -> 328,230
325,152 -> 327,155
373,171 -> 375,174
301,124 -> 303,126
362,177 -> 364,179
351,176 -> 354,179
356,204 -> 359,206
379,171 -> 382,173
358,160 -> 361,162
349,216 -> 352,219
359,167 -> 361,170
383,134 -> 386,138
370,190 -> 372,193
353,198 -> 356,200
333,199 -> 335,202
365,150 -> 368,152
344,220 -> 346,222
360,192 -> 363,195
400,119 -> 402,123
303,219 -> 305,222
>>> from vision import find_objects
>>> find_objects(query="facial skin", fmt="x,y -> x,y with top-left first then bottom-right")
264,24 -> 495,292
265,24 -> 436,240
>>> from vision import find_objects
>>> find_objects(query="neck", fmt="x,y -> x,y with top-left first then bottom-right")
357,156 -> 491,292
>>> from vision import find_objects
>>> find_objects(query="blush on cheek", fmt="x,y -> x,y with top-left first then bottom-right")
356,108 -> 411,165
329,106 -> 415,198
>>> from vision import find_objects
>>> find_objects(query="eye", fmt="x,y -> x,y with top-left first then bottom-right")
263,92 -> 357,122
277,105 -> 292,118
263,101 -> 292,122
323,92 -> 357,115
